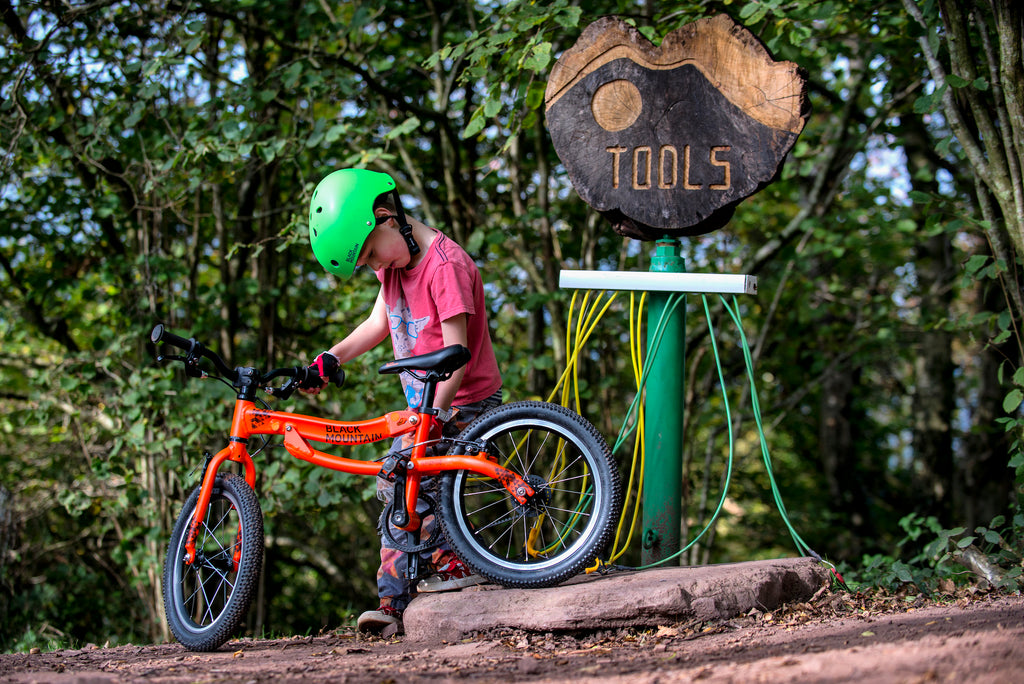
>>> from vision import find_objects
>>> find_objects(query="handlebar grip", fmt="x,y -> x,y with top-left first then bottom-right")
151,324 -> 192,350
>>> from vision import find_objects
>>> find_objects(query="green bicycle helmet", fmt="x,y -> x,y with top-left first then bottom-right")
308,168 -> 396,278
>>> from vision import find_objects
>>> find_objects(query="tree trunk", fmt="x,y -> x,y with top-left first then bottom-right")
903,116 -> 957,521
819,364 -> 877,558
958,280 -> 1016,529
904,0 -> 1024,321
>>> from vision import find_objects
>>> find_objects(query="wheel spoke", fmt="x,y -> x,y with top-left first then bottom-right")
483,514 -> 516,552
179,501 -> 240,627
521,428 -> 554,475
469,506 -> 518,535
463,497 -> 511,521
470,442 -> 584,552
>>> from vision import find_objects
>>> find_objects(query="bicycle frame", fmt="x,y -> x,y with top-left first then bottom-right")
182,397 -> 537,566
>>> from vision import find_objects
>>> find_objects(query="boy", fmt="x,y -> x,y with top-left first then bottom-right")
303,168 -> 502,634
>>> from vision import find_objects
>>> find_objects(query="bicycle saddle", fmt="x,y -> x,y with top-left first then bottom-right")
378,344 -> 471,377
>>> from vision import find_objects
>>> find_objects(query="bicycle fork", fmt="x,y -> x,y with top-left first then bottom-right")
183,439 -> 256,566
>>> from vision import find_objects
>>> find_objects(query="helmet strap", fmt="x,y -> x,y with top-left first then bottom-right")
391,190 -> 421,259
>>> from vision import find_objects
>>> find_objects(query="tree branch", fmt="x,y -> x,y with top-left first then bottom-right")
902,0 -> 997,193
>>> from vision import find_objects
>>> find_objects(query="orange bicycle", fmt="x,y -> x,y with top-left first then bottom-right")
150,325 -> 622,651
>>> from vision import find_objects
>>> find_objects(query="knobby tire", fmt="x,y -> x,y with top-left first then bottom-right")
163,473 -> 264,652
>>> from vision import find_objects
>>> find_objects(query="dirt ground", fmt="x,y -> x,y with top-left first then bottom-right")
3,590 -> 1022,683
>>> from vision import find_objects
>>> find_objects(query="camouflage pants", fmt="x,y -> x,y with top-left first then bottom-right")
375,389 -> 502,612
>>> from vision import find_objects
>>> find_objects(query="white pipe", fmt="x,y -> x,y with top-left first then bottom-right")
559,270 -> 757,295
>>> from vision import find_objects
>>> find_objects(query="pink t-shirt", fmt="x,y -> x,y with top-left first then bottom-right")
377,231 -> 502,408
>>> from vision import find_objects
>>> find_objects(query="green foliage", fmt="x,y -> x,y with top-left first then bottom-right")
842,512 -> 1024,594
425,0 -> 583,141
2,0 -> 1024,651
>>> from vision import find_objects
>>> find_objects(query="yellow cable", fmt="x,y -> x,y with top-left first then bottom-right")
587,291 -> 649,570
608,292 -> 646,563
548,289 -> 585,403
526,513 -> 545,557
566,292 -> 615,548
566,290 -> 588,409
549,291 -> 619,406
561,291 -> 615,566
541,290 -> 615,558
561,290 -> 581,407
571,291 -> 588,411
549,291 -> 581,404
546,288 -> 660,571
578,293 -> 617,408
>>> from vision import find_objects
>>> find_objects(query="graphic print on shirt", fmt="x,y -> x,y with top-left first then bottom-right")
387,295 -> 431,407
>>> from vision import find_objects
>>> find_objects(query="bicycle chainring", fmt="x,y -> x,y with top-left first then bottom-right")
378,492 -> 443,553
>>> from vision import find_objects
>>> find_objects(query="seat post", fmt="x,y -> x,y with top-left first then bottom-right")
415,373 -> 439,414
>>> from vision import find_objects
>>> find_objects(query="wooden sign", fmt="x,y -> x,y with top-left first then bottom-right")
544,14 -> 809,240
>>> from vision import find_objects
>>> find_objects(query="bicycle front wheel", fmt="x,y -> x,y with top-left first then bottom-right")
440,401 -> 621,588
163,473 -> 264,652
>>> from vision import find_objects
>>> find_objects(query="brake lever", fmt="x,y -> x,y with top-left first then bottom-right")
265,367 -> 308,399
156,354 -> 208,379
265,376 -> 299,399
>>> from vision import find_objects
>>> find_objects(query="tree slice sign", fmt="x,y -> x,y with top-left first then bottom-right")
545,14 -> 809,240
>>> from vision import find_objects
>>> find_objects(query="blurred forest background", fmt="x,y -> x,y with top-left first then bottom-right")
2,0 -> 1023,650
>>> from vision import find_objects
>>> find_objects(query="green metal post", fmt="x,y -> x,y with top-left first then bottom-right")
641,239 -> 686,566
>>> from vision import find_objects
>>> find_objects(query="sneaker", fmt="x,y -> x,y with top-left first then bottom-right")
356,606 -> 402,633
416,556 -> 487,593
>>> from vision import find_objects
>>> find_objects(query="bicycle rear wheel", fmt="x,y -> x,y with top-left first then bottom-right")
163,473 -> 264,652
439,401 -> 621,588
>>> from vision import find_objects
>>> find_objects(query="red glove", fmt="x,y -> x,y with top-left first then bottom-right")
301,351 -> 341,393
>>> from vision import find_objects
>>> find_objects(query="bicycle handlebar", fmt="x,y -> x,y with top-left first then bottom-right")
150,324 -> 345,398
151,323 -> 238,379
150,323 -> 190,350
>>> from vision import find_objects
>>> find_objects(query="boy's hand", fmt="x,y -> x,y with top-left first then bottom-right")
429,407 -> 460,441
300,351 -> 341,394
